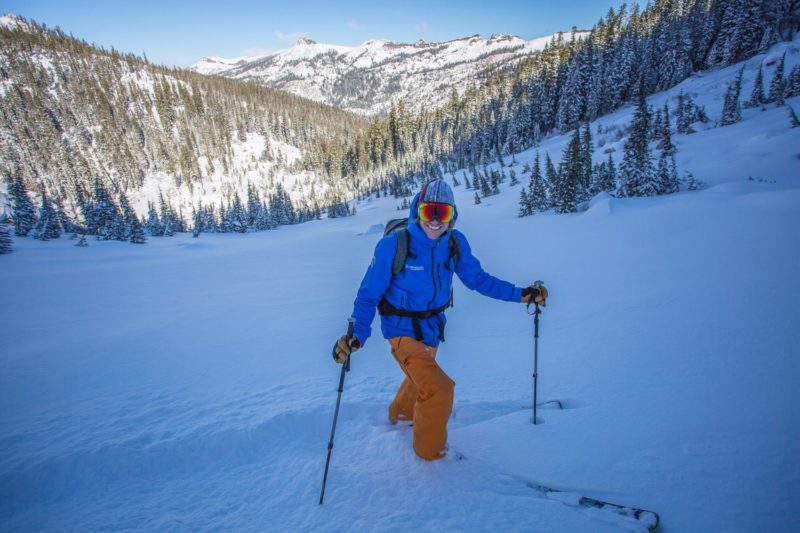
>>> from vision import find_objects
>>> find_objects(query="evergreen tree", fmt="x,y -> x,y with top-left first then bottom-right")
145,203 -> 164,236
591,154 -> 617,194
553,127 -> 582,213
528,152 -> 549,213
721,67 -> 744,126
685,171 -> 704,191
618,90 -> 658,197
247,183 -> 262,228
787,65 -> 800,98
0,222 -> 13,253
474,191 -> 482,204
544,153 -> 559,209
518,189 -> 531,217
8,175 -> 37,236
509,169 -> 519,186
129,215 -> 147,244
580,122 -> 594,195
744,65 -> 767,108
789,105 -> 800,128
768,52 -> 786,105
479,174 -> 492,198
659,103 -> 677,157
33,190 -> 62,240
676,91 -> 693,134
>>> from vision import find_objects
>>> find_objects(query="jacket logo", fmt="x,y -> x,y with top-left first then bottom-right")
406,265 -> 424,271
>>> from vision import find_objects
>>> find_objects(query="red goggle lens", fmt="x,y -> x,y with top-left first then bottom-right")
418,202 -> 454,224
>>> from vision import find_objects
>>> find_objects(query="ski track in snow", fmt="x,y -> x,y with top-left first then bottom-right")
2,39 -> 800,532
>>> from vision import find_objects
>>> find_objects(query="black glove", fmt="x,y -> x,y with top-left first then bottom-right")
332,335 -> 361,364
521,285 -> 548,307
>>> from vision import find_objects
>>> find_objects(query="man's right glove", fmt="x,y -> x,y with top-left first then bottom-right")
332,335 -> 361,364
521,284 -> 548,307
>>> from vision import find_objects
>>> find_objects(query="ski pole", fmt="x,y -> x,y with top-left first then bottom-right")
528,280 -> 544,425
319,318 -> 354,505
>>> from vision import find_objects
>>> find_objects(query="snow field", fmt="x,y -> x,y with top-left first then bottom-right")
2,39 -> 800,532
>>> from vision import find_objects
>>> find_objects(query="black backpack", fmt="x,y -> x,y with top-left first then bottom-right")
383,218 -> 461,277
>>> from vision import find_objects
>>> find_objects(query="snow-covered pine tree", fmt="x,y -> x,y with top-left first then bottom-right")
685,171 -> 704,191
789,105 -> 800,128
786,65 -> 800,98
247,183 -> 262,228
618,90 -> 658,197
768,52 -> 786,105
651,108 -> 664,140
145,203 -> 164,236
490,171 -> 500,195
228,193 -> 247,232
529,152 -> 549,213
721,66 -> 744,126
473,191 -> 481,205
544,153 -> 559,209
518,189 -> 531,217
129,215 -> 146,244
479,174 -> 492,198
744,65 -> 767,108
255,201 -> 272,230
553,128 -> 581,213
591,153 -> 617,194
33,190 -> 62,240
0,222 -> 13,253
509,169 -> 519,186
580,122 -> 593,197
8,175 -> 37,237
676,91 -> 689,134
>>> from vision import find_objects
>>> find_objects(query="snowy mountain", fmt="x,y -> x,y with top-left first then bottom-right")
190,31 -> 590,116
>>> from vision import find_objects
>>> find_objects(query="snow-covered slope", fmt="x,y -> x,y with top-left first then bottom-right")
191,32 -> 589,115
2,38 -> 799,531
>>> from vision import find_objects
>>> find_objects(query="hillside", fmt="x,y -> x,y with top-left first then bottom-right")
0,14 -> 368,219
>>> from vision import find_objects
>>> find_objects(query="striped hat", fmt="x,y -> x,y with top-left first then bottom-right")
420,179 -> 455,206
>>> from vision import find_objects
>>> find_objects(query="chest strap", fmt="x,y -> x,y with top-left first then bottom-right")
378,298 -> 448,343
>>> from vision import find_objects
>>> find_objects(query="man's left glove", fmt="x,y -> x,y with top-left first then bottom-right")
521,284 -> 548,307
332,335 -> 361,364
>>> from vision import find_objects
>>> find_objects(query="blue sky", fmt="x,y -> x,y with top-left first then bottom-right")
1,0 -> 642,67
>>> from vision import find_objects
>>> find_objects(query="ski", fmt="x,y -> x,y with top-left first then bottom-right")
453,450 -> 659,532
517,475 -> 660,532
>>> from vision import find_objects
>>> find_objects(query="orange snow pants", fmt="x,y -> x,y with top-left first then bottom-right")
387,336 -> 455,460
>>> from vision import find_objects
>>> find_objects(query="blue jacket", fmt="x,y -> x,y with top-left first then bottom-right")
351,193 -> 522,347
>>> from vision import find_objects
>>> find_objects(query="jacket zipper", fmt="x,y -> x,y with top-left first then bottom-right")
428,246 -> 437,309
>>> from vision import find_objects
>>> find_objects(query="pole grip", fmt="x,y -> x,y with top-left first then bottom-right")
345,319 -> 354,372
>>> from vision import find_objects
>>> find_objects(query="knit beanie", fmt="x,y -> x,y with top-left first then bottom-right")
420,179 -> 455,206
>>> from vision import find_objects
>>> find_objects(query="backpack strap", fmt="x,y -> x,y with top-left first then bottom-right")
391,228 -> 410,277
448,229 -> 462,268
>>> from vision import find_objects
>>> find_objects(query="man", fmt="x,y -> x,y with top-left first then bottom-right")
333,179 -> 547,460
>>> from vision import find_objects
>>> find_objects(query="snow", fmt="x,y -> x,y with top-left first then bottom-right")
189,31 -> 589,116
2,43 -> 800,533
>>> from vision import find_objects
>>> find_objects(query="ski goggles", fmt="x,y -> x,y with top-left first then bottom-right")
418,202 -> 455,224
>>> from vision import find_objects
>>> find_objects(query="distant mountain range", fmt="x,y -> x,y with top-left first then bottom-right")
190,31 -> 590,116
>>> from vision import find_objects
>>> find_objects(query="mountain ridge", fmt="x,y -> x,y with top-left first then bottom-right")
191,30 -> 591,116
